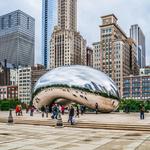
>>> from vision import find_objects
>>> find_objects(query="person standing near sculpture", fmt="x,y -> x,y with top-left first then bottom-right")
68,106 -> 75,125
41,105 -> 45,118
76,105 -> 79,118
52,104 -> 59,119
45,105 -> 49,118
140,104 -> 145,120
95,103 -> 98,114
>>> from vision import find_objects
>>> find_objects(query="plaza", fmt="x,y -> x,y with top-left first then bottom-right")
0,111 -> 150,150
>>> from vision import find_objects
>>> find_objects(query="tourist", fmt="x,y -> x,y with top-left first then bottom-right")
15,105 -> 20,116
61,105 -> 65,115
68,105 -> 75,125
80,105 -> 84,115
19,105 -> 23,116
75,105 -> 79,118
25,104 -> 29,113
52,104 -> 58,119
95,103 -> 98,114
83,105 -> 86,113
30,106 -> 34,116
45,105 -> 49,118
140,104 -> 145,120
41,105 -> 45,118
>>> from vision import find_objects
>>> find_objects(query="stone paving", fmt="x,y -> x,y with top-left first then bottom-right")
0,111 -> 150,149
0,110 -> 150,125
0,123 -> 150,150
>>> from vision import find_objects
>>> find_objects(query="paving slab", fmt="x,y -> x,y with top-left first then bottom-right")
0,123 -> 150,150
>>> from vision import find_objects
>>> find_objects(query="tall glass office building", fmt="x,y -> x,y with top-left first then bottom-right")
130,24 -> 145,68
42,0 -> 57,68
0,10 -> 35,67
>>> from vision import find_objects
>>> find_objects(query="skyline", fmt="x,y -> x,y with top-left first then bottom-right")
0,0 -> 150,65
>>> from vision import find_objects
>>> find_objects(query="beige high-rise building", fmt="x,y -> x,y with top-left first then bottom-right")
93,42 -> 101,70
58,0 -> 77,31
100,14 -> 138,97
49,0 -> 86,69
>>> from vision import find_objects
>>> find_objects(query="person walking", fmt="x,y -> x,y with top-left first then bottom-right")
95,103 -> 98,114
68,106 -> 75,125
140,105 -> 145,120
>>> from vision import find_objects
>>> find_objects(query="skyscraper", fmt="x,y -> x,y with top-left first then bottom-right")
49,0 -> 86,69
58,0 -> 77,31
0,10 -> 35,67
42,0 -> 57,68
130,24 -> 145,68
100,14 -> 139,96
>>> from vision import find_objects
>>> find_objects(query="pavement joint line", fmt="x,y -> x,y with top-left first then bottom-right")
134,135 -> 150,150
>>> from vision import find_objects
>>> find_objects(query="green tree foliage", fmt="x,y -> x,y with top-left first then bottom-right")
119,99 -> 150,112
0,99 -> 21,111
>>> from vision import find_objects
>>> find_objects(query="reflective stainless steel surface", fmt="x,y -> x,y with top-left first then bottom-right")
33,65 -> 120,112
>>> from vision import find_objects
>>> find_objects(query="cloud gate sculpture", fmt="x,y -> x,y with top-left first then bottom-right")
32,65 -> 120,113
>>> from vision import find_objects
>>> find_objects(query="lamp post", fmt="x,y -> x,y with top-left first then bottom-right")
8,109 -> 13,124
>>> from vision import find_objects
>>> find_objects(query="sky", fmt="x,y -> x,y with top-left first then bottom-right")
0,0 -> 150,65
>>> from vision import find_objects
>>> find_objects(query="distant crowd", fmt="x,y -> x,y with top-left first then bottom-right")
15,102 -> 146,125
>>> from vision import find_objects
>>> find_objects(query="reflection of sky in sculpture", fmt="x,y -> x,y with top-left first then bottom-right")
34,65 -> 120,98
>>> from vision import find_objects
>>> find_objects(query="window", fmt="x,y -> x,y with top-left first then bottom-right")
8,15 -> 11,28
27,17 -> 30,29
1,18 -> 4,29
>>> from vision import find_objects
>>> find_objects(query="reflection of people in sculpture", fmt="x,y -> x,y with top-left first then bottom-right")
112,101 -> 115,107
95,103 -> 98,114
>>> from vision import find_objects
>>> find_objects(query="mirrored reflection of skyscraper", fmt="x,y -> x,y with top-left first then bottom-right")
42,0 -> 57,68
130,24 -> 145,68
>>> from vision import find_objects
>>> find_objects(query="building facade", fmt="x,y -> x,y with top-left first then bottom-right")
0,10 -> 35,67
86,47 -> 93,67
10,68 -> 18,86
93,42 -> 101,70
18,67 -> 32,104
31,64 -> 48,89
123,75 -> 150,100
0,61 -> 12,86
100,14 -> 139,97
100,14 -> 130,96
130,24 -> 145,68
0,85 -> 18,100
42,0 -> 57,68
18,65 -> 47,104
49,0 -> 86,69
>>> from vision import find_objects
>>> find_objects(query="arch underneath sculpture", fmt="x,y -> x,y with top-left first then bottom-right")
33,87 -> 119,113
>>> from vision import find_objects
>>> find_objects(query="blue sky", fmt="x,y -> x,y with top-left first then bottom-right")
0,0 -> 150,65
